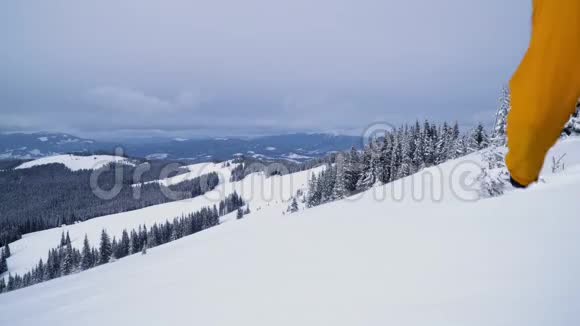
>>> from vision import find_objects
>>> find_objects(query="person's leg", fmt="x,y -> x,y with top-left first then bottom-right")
505,0 -> 580,187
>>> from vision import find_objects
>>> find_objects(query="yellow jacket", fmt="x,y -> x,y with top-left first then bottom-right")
506,0 -> 580,186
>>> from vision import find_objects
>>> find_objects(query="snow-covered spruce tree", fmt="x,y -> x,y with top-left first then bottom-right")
320,165 -> 336,202
44,249 -> 58,280
236,208 -> 244,219
333,155 -> 348,200
477,107 -> 509,198
468,123 -> 490,152
356,144 -> 374,191
60,242 -> 74,276
306,173 -> 321,207
0,252 -> 7,274
65,232 -> 71,246
389,129 -> 402,181
60,231 -> 66,247
129,230 -> 139,255
0,277 -> 5,293
491,85 -> 510,146
110,237 -> 118,261
476,165 -> 507,198
412,122 -> 425,171
397,128 -> 413,179
378,133 -> 393,183
31,259 -> 44,284
343,146 -> 361,193
370,137 -> 382,182
288,197 -> 299,213
118,229 -> 130,259
2,243 -> 10,258
442,122 -> 458,162
80,235 -> 93,271
98,229 -> 112,265
421,121 -> 435,167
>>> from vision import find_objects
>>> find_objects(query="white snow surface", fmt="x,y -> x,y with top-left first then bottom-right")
136,161 -> 240,187
5,163 -> 320,276
14,154 -> 134,171
2,138 -> 580,325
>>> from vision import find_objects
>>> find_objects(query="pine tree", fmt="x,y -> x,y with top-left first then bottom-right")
378,134 -> 393,183
289,197 -> 299,213
111,237 -> 119,260
119,230 -> 130,259
0,253 -> 7,274
421,121 -> 435,166
333,155 -> 348,199
469,123 -> 490,151
453,134 -> 468,158
80,235 -> 93,271
129,230 -> 139,255
33,259 -> 45,283
476,167 -> 506,198
343,146 -> 361,192
98,230 -> 112,265
60,231 -> 66,247
492,85 -> 510,146
320,165 -> 336,202
236,208 -> 244,219
398,128 -> 413,178
0,277 -> 5,293
356,145 -> 374,191
306,173 -> 321,207
3,243 -> 10,258
60,242 -> 74,276
390,130 -> 403,180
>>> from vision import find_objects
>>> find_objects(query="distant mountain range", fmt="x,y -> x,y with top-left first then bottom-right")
0,132 -> 362,162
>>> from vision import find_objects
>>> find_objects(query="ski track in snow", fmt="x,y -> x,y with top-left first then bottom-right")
1,138 -> 580,325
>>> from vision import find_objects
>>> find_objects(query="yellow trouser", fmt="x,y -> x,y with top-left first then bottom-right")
506,0 -> 580,186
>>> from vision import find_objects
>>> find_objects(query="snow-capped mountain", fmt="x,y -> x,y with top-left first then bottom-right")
0,132 -> 360,162
0,132 -> 103,159
125,133 -> 361,162
1,138 -> 580,325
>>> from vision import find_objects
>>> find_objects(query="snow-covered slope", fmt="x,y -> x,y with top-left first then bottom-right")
4,164 -> 321,276
14,154 -> 134,171
135,161 -> 240,187
2,138 -> 580,325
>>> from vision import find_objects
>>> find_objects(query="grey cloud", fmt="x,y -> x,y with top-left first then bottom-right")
0,0 -> 532,139
84,87 -> 205,114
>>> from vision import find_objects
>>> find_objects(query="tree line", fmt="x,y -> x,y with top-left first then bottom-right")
305,120 -> 490,208
0,191 -> 246,295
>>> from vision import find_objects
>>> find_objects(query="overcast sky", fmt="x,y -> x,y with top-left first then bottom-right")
0,0 -> 531,140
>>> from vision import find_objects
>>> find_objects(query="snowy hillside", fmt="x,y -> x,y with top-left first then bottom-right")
4,164 -> 322,276
1,138 -> 580,325
14,154 -> 135,171
135,161 -> 239,187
